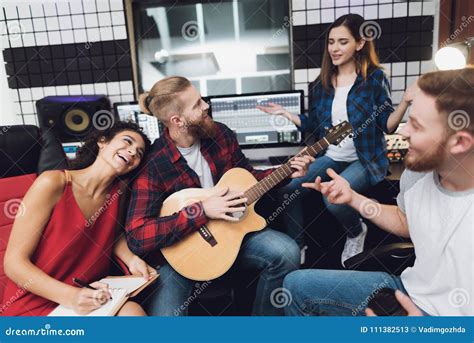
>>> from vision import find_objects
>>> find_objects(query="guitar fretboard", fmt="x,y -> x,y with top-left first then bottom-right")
244,138 -> 330,204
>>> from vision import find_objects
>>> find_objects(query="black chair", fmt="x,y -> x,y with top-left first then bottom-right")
0,125 -> 68,178
344,242 -> 415,276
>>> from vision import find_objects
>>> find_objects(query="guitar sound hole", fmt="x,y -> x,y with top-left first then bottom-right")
228,203 -> 247,220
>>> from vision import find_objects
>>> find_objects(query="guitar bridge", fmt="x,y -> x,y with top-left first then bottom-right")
198,225 -> 217,247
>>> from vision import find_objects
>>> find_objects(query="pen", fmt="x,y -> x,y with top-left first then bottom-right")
73,278 -> 112,299
72,278 -> 96,290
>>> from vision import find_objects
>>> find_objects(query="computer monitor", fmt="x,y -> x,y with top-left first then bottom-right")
204,90 -> 304,148
113,102 -> 162,143
62,142 -> 83,160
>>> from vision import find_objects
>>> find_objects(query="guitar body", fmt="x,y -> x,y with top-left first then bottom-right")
160,168 -> 267,281
159,121 -> 354,281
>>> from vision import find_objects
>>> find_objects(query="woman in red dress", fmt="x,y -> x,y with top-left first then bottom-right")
2,121 -> 154,316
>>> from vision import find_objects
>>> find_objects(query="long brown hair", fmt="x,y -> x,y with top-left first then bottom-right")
320,14 -> 381,90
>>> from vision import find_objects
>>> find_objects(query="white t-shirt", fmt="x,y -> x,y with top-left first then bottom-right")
177,141 -> 214,189
325,84 -> 358,162
397,170 -> 474,316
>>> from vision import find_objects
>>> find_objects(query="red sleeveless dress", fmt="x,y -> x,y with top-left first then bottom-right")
1,170 -> 120,316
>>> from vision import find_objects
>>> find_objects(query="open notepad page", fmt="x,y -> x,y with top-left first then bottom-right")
48,276 -> 156,316
48,288 -> 128,317
99,276 -> 150,295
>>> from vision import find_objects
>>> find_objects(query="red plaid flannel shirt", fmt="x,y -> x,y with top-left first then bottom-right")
125,122 -> 282,255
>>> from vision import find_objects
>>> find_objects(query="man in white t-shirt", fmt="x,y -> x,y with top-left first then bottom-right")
283,68 -> 474,316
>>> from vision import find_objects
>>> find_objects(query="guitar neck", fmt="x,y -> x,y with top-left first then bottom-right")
244,137 -> 330,204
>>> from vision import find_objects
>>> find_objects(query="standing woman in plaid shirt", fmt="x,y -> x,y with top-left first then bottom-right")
258,14 -> 415,265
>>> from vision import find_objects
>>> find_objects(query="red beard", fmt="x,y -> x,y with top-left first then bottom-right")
404,141 -> 447,172
186,111 -> 216,139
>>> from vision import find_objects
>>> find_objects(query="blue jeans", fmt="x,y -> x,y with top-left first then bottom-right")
278,155 -> 372,248
144,228 -> 300,316
283,269 -> 407,316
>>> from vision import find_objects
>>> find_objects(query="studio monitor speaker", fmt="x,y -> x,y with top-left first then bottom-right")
36,95 -> 112,142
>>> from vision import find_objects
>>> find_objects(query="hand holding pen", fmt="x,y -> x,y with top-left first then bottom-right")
70,278 -> 113,315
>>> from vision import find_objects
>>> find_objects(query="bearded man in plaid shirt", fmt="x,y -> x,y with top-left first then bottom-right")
125,76 -> 313,316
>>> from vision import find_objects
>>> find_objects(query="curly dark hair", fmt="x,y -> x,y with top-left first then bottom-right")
70,121 -> 152,171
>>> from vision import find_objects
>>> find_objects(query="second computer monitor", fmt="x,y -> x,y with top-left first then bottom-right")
113,101 -> 162,143
204,90 -> 304,147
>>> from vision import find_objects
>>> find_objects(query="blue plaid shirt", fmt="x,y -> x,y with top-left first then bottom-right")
299,68 -> 394,185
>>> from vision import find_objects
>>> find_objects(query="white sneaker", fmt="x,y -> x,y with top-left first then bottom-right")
341,220 -> 368,267
300,245 -> 308,265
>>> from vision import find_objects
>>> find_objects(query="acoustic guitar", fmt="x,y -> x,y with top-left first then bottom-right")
160,121 -> 353,281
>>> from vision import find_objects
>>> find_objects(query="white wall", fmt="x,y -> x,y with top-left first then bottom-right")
0,0 -> 133,126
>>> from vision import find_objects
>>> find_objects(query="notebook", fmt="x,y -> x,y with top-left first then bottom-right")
48,274 -> 159,317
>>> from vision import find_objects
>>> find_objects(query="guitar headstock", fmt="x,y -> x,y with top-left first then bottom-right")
325,121 -> 354,145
